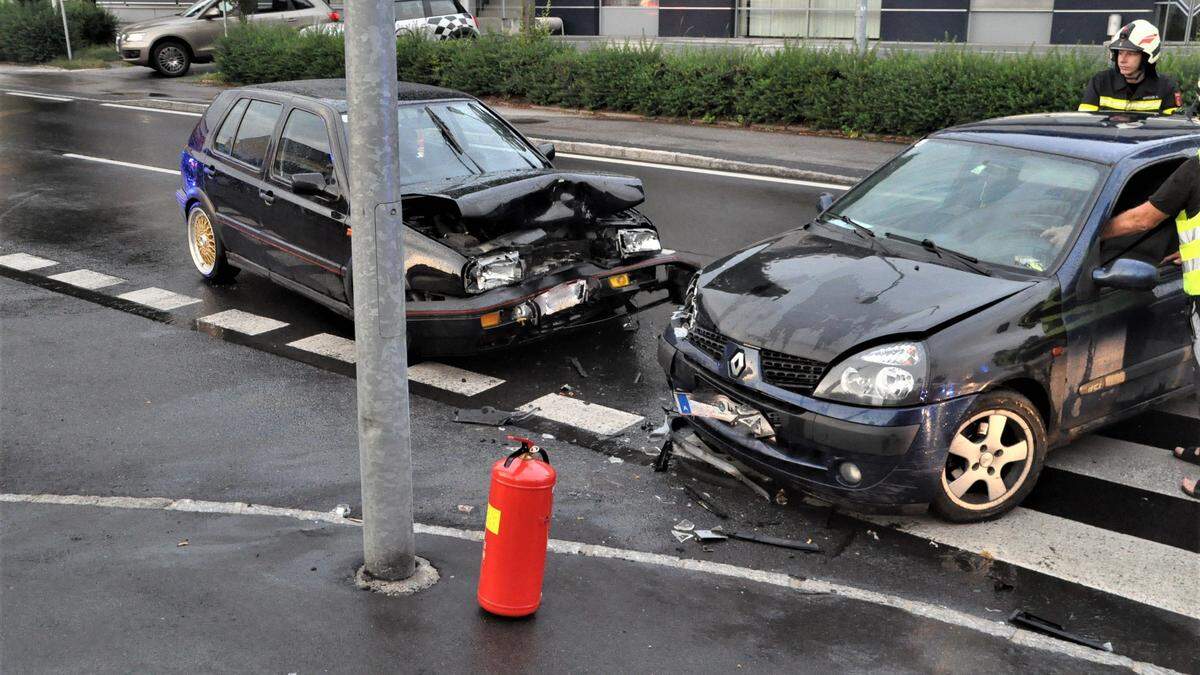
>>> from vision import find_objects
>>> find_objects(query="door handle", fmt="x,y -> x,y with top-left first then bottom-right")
201,163 -> 216,176
259,189 -> 275,205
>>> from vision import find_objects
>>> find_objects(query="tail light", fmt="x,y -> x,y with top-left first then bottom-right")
468,13 -> 478,27
328,11 -> 341,21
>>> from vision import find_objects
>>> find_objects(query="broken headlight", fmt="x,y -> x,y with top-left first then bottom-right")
813,342 -> 928,407
670,273 -> 699,337
617,228 -> 661,257
464,251 -> 523,293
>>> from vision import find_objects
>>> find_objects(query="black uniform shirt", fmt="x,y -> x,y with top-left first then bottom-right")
1149,155 -> 1200,219
1079,69 -> 1181,114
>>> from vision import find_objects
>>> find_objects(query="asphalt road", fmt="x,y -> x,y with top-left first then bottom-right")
1,83 -> 1198,672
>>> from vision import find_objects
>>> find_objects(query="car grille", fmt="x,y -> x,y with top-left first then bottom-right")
686,325 -> 826,395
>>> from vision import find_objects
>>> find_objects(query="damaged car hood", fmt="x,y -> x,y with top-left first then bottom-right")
697,229 -> 1036,363
402,170 -> 644,233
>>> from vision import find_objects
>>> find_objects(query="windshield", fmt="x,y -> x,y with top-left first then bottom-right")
346,101 -> 547,187
831,139 -> 1104,274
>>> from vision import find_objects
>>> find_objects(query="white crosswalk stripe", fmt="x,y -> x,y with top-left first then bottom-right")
1047,436 -> 1193,499
117,287 -> 201,311
287,333 -> 356,363
408,362 -> 504,396
47,269 -> 125,291
198,309 -> 288,336
868,507 -> 1198,620
518,393 -> 643,436
0,252 -> 58,271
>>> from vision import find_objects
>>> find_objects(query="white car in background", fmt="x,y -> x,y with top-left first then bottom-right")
303,0 -> 480,38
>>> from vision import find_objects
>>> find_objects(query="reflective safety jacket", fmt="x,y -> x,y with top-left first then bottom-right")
1078,69 -> 1181,114
1148,153 -> 1200,295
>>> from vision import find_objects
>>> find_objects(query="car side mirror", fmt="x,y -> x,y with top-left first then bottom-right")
817,192 -> 834,213
203,6 -> 222,18
1092,257 -> 1158,291
536,142 -> 555,161
292,172 -> 331,197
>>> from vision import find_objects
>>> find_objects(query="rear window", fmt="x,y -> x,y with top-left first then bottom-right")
212,98 -> 249,156
428,0 -> 463,14
394,0 -> 425,20
231,100 -> 282,169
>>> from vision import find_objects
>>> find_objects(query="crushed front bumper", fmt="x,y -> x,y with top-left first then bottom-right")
407,253 -> 697,356
657,319 -> 975,512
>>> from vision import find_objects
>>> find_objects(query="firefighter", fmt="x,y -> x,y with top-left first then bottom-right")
1078,20 -> 1181,115
1102,151 -> 1200,498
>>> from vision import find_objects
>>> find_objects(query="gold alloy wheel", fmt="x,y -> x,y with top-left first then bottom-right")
940,409 -> 1035,511
188,208 -> 217,276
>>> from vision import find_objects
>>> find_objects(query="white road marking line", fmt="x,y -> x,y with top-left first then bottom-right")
198,309 -> 289,336
0,492 -> 1161,673
117,287 -> 200,311
556,152 -> 851,190
870,507 -> 1199,621
61,153 -> 179,176
0,252 -> 58,271
1048,435 -> 1193,500
100,102 -> 203,117
288,333 -> 356,363
408,361 -> 504,396
517,393 -> 643,436
5,91 -> 74,102
46,268 -> 125,290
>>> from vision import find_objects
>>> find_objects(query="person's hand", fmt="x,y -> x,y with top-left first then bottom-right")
1162,251 -> 1182,266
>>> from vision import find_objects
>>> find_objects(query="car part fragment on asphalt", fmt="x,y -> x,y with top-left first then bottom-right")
683,484 -> 730,519
453,406 -> 536,427
726,531 -> 821,553
670,530 -> 694,543
668,429 -> 771,501
1008,610 -> 1113,652
672,519 -> 695,532
693,529 -> 729,542
332,503 -> 351,518
569,357 -> 589,378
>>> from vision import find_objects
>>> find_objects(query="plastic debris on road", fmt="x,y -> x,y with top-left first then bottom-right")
332,503 -> 352,518
457,504 -> 475,513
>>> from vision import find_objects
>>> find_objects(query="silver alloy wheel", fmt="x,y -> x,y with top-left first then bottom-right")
941,409 -> 1035,511
156,45 -> 187,75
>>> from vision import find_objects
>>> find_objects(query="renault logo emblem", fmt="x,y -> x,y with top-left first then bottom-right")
729,350 -> 746,377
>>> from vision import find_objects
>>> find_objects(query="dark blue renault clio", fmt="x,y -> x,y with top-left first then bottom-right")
660,112 -> 1200,522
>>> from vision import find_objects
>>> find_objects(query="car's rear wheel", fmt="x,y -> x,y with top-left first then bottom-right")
931,390 -> 1045,522
187,204 -> 238,283
151,40 -> 190,77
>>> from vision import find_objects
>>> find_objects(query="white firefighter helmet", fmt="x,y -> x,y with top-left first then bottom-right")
1108,19 -> 1162,65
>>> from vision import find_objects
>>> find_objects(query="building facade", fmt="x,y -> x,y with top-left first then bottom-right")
532,0 -> 1174,43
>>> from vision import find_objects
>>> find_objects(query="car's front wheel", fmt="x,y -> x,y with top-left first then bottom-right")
187,204 -> 238,283
931,390 -> 1045,522
151,40 -> 191,77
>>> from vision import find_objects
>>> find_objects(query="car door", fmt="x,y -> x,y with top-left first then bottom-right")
284,0 -> 328,28
261,105 -> 350,301
1060,159 -> 1192,431
248,0 -> 294,26
393,0 -> 429,34
187,0 -> 233,60
206,97 -> 284,272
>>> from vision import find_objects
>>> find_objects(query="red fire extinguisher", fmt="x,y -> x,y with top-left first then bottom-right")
477,435 -> 557,617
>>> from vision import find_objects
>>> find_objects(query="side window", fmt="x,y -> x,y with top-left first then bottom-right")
273,109 -> 335,185
291,0 -> 313,8
254,0 -> 290,13
231,100 -> 282,169
394,0 -> 426,20
212,98 -> 249,156
427,0 -> 461,14
1102,158 -> 1186,268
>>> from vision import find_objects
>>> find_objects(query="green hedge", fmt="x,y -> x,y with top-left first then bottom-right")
215,25 -> 1200,137
0,0 -> 117,63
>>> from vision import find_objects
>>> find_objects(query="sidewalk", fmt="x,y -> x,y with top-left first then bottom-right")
0,280 -> 1127,673
0,64 -> 905,181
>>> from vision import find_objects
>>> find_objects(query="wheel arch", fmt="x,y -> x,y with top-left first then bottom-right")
993,377 -> 1052,432
150,35 -> 194,59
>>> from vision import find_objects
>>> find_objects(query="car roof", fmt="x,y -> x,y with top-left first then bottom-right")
239,79 -> 470,112
931,112 -> 1200,165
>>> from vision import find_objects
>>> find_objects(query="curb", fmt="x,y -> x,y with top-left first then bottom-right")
116,98 -> 861,186
527,137 -> 860,186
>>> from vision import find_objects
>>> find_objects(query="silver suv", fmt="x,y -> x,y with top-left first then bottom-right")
117,0 -> 335,77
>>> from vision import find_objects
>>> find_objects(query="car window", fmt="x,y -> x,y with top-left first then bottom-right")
291,0 -> 313,7
834,139 -> 1105,274
1102,158 -> 1186,269
394,0 -> 425,20
231,100 -> 282,169
273,109 -> 335,184
253,0 -> 290,14
428,0 -> 462,15
213,98 -> 249,156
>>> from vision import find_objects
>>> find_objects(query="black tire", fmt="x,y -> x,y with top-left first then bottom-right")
186,203 -> 238,283
151,40 -> 191,77
931,389 -> 1046,523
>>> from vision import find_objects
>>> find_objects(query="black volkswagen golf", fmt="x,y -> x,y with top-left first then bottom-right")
177,79 -> 693,355
660,113 -> 1199,522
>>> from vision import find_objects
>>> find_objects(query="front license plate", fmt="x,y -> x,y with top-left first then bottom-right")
534,279 -> 587,316
675,390 -> 776,440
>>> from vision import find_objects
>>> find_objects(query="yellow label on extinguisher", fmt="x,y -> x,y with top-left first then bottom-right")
485,504 -> 502,535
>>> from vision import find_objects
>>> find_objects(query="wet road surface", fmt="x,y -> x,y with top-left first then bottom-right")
1,86 -> 1198,672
